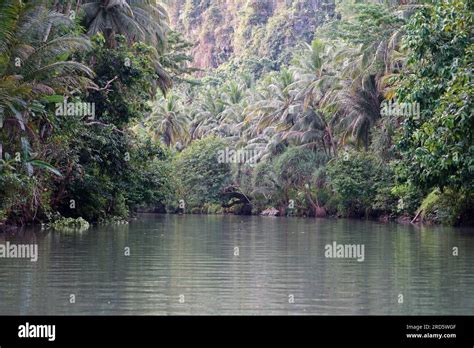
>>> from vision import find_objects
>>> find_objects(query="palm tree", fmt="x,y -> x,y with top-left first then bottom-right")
146,94 -> 189,147
0,0 -> 94,140
314,2 -> 416,150
244,68 -> 296,133
290,39 -> 338,108
218,82 -> 247,136
190,88 -> 226,138
326,3 -> 407,87
0,0 -> 95,220
81,0 -> 169,49
80,0 -> 172,92
333,76 -> 382,150
286,39 -> 341,155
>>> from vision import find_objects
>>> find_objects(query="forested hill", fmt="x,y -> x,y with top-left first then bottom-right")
165,0 -> 336,70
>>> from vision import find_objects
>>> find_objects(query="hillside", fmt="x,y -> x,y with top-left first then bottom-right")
166,0 -> 337,70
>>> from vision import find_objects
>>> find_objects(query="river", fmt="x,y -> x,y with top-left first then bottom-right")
0,214 -> 473,315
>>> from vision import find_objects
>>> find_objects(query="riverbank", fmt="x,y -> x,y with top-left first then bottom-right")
169,210 -> 465,227
2,207 -> 470,234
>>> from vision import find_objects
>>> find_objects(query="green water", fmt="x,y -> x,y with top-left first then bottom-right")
0,214 -> 473,315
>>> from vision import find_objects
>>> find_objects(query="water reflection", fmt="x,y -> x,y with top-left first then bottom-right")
0,214 -> 473,315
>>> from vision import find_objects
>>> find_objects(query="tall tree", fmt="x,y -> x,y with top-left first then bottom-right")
146,94 -> 189,147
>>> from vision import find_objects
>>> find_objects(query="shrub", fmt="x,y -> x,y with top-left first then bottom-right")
274,147 -> 328,188
417,188 -> 474,226
251,160 -> 283,213
327,151 -> 395,217
250,147 -> 330,215
174,137 -> 232,209
47,214 -> 90,232
124,140 -> 175,212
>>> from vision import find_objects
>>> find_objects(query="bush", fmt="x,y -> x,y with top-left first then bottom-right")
47,214 -> 90,232
327,151 -> 395,217
124,140 -> 175,212
250,147 -> 329,215
274,147 -> 328,188
0,171 -> 43,224
251,160 -> 283,213
417,188 -> 474,226
174,137 -> 232,209
203,203 -> 224,214
396,0 -> 473,200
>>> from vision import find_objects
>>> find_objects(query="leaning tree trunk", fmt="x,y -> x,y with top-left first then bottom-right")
304,187 -> 326,218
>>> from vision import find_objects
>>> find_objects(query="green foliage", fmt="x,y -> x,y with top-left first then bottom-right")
1,0 -> 472,227
251,160 -> 283,212
47,215 -> 90,232
417,188 -> 474,226
56,36 -> 174,222
85,36 -> 158,126
146,93 -> 189,147
390,181 -> 423,215
80,0 -> 169,53
174,137 -> 231,209
123,140 -> 175,212
61,136 -> 175,222
151,0 -> 472,224
202,202 -> 224,214
0,1 -> 177,225
0,0 -> 93,223
249,147 -> 330,215
275,147 -> 328,188
160,30 -> 199,82
396,0 -> 473,193
327,150 -> 395,217
0,171 -> 36,224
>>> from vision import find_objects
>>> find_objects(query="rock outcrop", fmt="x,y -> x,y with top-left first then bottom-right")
166,0 -> 336,70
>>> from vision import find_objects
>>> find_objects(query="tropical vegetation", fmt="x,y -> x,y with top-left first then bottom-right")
1,0 -> 472,228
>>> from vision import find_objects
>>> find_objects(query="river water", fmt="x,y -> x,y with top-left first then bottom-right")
0,214 -> 473,315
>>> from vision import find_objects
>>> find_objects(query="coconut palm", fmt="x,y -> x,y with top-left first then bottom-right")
81,0 -> 169,50
0,0 -> 94,137
0,0 -> 95,198
313,3 -> 417,150
325,3 -> 407,87
218,81 -> 248,137
290,39 -> 339,109
244,69 -> 296,134
285,39 -> 343,155
333,76 -> 382,150
80,0 -> 172,92
146,94 -> 189,147
190,88 -> 227,138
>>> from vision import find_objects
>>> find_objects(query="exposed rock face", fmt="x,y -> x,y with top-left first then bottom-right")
166,0 -> 336,70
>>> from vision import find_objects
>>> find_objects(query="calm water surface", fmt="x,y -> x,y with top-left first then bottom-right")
0,214 -> 473,315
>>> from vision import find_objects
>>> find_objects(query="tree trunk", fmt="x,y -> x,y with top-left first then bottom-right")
326,125 -> 338,157
304,187 -> 326,218
105,28 -> 117,48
